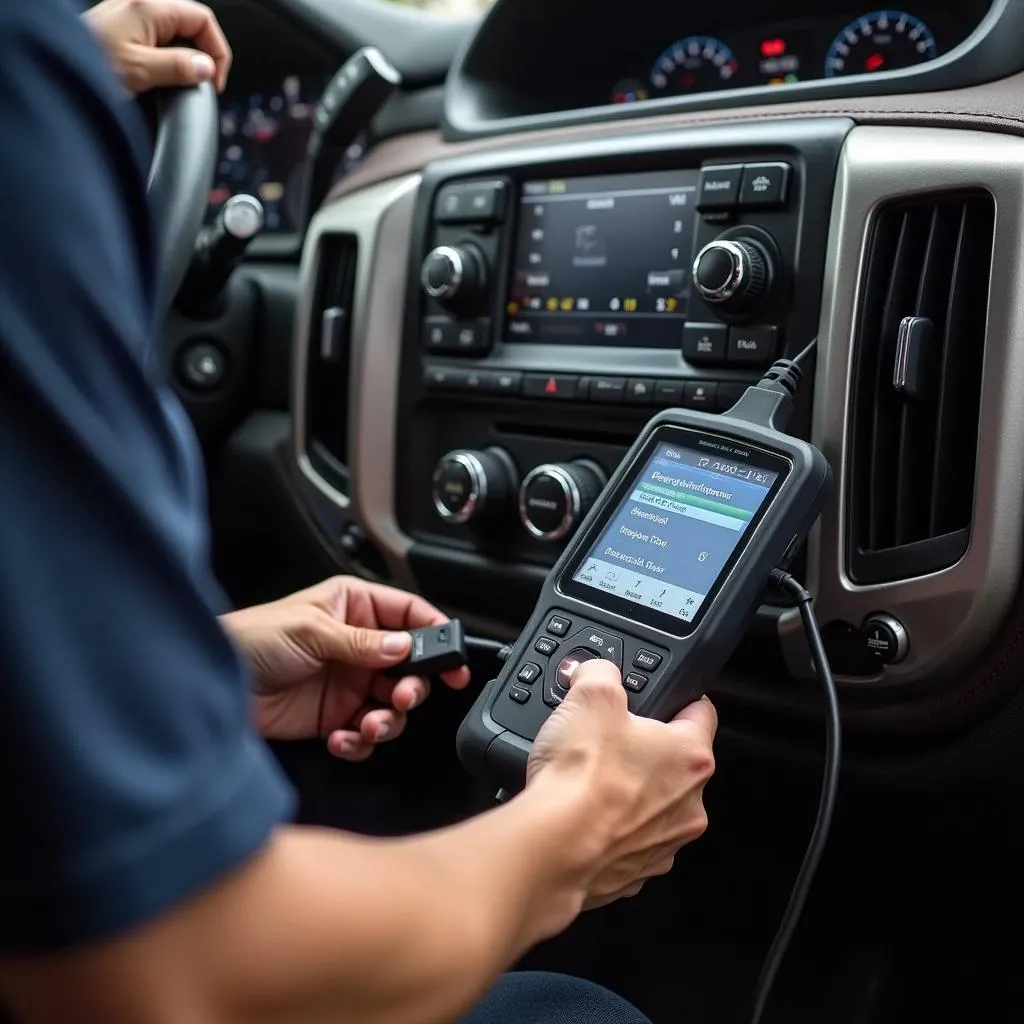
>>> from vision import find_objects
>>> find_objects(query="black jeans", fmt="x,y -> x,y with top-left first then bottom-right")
461,972 -> 653,1023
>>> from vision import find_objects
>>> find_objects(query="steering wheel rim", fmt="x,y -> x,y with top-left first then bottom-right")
146,82 -> 219,323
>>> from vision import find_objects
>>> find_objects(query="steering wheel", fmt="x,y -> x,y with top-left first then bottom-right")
146,81 -> 220,323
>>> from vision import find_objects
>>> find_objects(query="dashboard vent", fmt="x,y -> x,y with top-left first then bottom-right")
304,233 -> 357,494
847,190 -> 994,585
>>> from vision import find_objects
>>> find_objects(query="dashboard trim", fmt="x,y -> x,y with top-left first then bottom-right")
777,124 -> 1024,689
292,174 -> 421,587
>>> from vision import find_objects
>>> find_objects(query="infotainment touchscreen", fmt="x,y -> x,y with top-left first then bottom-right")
505,169 -> 700,348
561,431 -> 788,636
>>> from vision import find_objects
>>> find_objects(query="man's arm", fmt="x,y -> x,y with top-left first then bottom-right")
1,785 -> 595,1024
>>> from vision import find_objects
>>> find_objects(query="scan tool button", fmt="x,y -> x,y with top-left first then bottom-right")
516,662 -> 542,685
566,627 -> 625,668
554,648 -> 599,690
633,649 -> 663,672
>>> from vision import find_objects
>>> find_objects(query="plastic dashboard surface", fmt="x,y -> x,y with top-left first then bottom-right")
443,0 -> 1018,137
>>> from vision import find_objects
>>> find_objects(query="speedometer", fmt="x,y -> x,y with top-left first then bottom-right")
650,36 -> 739,95
825,11 -> 937,78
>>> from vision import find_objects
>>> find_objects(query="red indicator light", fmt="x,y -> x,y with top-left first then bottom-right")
865,52 -> 885,71
761,38 -> 786,58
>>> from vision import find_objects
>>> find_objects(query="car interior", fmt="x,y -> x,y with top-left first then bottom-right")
153,0 -> 1024,1019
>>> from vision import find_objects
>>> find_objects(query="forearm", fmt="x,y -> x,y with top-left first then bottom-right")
0,783 -> 591,1024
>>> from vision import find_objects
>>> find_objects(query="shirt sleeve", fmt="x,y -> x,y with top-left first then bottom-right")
0,1 -> 295,953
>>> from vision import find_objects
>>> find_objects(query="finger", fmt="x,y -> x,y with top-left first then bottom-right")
127,44 -> 216,90
439,666 -> 471,691
325,729 -> 374,762
318,622 -> 412,671
389,675 -> 430,712
356,708 -> 407,744
563,658 -> 628,708
153,0 -> 233,91
355,580 -> 453,632
670,694 -> 719,742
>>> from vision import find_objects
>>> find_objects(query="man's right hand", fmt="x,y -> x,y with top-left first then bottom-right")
527,659 -> 717,910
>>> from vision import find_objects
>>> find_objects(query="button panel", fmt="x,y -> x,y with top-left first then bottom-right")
422,317 -> 492,355
699,160 -> 793,213
496,610 -> 670,713
435,180 -> 507,223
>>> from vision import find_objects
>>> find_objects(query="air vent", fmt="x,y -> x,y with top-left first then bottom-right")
305,233 -> 357,494
847,190 -> 994,585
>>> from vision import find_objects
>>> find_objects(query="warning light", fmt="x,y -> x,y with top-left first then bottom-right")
865,52 -> 885,71
761,38 -> 786,58
544,377 -> 559,395
545,297 -> 559,312
506,301 -> 519,316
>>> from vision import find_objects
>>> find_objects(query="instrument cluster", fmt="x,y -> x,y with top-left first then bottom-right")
610,8 -> 963,104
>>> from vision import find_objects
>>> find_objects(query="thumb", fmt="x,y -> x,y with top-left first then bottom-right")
129,45 -> 216,91
318,623 -> 412,670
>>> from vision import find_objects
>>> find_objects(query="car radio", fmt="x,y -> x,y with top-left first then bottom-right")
392,119 -> 847,630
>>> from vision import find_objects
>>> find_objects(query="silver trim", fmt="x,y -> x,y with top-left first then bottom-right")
319,306 -> 346,361
692,239 -> 745,303
778,126 -> 1024,688
420,244 -> 463,300
431,451 -> 486,524
291,174 -> 421,585
519,464 -> 581,541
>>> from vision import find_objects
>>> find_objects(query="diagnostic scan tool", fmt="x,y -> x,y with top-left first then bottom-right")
458,359 -> 832,792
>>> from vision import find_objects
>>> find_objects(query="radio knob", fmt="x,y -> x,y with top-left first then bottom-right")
432,447 -> 517,525
692,236 -> 772,313
420,243 -> 487,311
519,461 -> 607,542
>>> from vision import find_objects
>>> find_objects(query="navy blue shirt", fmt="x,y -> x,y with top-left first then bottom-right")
0,0 -> 294,951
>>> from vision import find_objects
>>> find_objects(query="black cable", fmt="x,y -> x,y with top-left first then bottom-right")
791,336 -> 818,367
748,569 -> 842,1024
465,635 -> 513,663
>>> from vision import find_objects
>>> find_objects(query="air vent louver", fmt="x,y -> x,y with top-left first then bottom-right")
305,233 -> 357,493
847,191 -> 994,584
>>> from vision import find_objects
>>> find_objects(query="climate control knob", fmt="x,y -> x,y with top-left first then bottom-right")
432,447 -> 516,525
692,235 -> 772,313
420,243 -> 487,311
519,461 -> 607,542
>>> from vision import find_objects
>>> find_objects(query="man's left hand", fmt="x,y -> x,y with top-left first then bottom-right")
221,577 -> 471,762
85,0 -> 233,95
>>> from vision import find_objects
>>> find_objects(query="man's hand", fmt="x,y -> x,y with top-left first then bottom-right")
527,659 -> 717,915
84,0 -> 232,95
221,577 -> 471,761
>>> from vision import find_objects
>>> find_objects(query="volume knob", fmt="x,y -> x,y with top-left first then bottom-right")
421,243 -> 487,312
432,448 -> 516,525
692,236 -> 771,313
519,461 -> 607,542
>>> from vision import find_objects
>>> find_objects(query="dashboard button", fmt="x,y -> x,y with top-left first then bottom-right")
178,342 -> 227,391
739,163 -> 790,207
423,317 -> 455,353
625,379 -> 656,404
697,165 -> 743,209
728,325 -> 778,365
588,377 -> 626,403
435,181 -> 506,223
453,319 -> 491,354
683,323 -> 728,365
423,365 -> 469,391
485,369 -> 523,395
462,369 -> 491,393
516,662 -> 542,685
716,381 -> 749,411
545,614 -> 571,636
654,380 -> 684,405
508,685 -> 531,704
623,671 -> 649,693
534,636 -> 559,657
683,381 -> 718,411
633,649 -> 663,672
523,374 -> 580,399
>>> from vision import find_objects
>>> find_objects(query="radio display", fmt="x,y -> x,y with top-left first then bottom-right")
505,169 -> 700,348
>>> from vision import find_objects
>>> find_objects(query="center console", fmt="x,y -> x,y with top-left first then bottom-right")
395,120 -> 846,626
